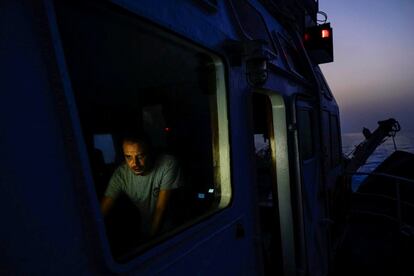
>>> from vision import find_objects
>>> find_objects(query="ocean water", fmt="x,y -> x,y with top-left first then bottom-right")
342,131 -> 414,191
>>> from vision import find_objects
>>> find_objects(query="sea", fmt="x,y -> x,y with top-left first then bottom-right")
342,131 -> 414,191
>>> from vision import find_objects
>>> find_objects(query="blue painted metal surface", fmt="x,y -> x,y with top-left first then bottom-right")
0,0 -> 343,275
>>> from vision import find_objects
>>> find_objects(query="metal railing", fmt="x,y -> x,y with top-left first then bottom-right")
342,171 -> 414,275
347,171 -> 414,228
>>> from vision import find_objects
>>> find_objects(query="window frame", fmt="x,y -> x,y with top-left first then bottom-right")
47,0 -> 232,268
296,107 -> 316,162
329,114 -> 342,168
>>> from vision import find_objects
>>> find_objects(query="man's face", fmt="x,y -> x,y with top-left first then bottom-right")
123,141 -> 148,175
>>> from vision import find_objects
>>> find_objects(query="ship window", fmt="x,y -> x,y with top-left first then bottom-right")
297,109 -> 315,160
93,134 -> 116,165
54,0 -> 231,262
330,115 -> 341,167
321,111 -> 332,168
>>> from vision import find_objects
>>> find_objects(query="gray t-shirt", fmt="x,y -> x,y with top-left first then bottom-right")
105,154 -> 182,234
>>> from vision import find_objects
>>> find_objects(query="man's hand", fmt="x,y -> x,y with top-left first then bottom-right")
101,196 -> 114,216
150,189 -> 172,236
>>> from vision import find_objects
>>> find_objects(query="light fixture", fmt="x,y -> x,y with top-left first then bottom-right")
321,29 -> 330,39
303,23 -> 334,64
244,40 -> 275,86
223,39 -> 275,86
246,56 -> 268,86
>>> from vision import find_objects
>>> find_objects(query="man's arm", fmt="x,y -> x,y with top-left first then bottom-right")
150,189 -> 172,236
101,196 -> 115,216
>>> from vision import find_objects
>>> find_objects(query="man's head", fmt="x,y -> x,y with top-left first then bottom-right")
122,136 -> 152,176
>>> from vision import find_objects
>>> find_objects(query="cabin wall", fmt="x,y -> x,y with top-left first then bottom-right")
0,0 -> 344,275
0,1 -> 103,274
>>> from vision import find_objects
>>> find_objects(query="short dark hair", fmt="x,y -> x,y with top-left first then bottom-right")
121,132 -> 152,152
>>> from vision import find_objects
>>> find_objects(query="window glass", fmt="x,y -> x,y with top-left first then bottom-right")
55,0 -> 231,261
330,115 -> 341,167
321,111 -> 332,168
93,134 -> 116,165
297,109 -> 315,160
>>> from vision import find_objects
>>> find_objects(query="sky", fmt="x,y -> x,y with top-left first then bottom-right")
319,0 -> 414,133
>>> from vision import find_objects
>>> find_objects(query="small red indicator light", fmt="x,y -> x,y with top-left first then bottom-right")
164,127 -> 171,132
321,29 -> 330,38
304,33 -> 311,41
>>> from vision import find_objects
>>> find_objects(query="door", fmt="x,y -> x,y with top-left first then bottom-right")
296,101 -> 330,276
252,92 -> 296,276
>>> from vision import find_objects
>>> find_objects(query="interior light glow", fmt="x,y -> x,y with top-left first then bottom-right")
208,188 -> 214,193
321,29 -> 330,38
198,193 -> 205,199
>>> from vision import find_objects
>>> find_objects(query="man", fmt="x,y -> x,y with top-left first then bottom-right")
101,135 -> 182,237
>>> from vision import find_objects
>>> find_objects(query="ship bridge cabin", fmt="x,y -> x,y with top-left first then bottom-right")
1,0 -> 343,275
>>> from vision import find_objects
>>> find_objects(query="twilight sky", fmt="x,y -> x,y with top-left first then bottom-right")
319,0 -> 414,133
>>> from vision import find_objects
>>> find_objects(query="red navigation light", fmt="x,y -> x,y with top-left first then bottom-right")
303,23 -> 333,64
321,29 -> 330,39
164,127 -> 171,132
